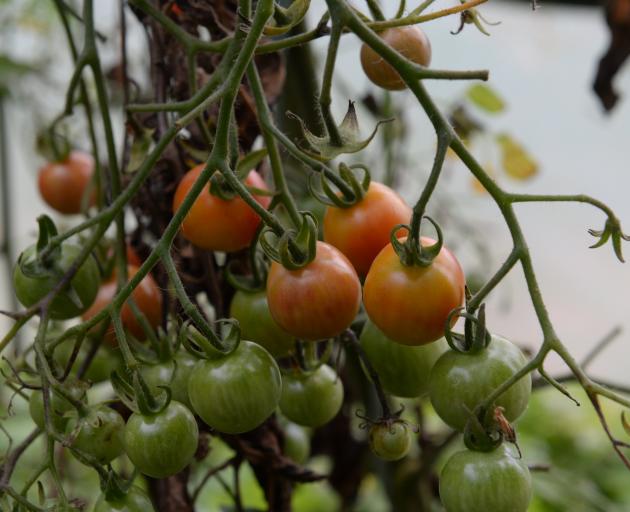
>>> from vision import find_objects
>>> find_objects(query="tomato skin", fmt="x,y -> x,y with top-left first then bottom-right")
229,290 -> 294,357
65,405 -> 124,464
363,237 -> 465,346
323,182 -> 411,277
172,165 -> 271,252
54,339 -> 121,383
280,365 -> 344,428
93,486 -> 155,512
29,383 -> 86,432
82,265 -> 163,343
439,444 -> 532,512
188,341 -> 281,434
283,421 -> 311,464
369,421 -> 412,461
429,336 -> 531,432
360,26 -> 432,91
124,401 -> 198,479
266,241 -> 361,341
360,320 -> 447,398
141,352 -> 197,409
13,243 -> 100,320
38,150 -> 94,215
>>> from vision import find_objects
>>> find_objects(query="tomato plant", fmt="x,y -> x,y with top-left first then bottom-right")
280,364 -> 344,428
65,405 -> 125,464
360,26 -> 432,90
429,335 -> 532,432
368,421 -> 412,461
29,381 -> 87,432
363,237 -> 465,346
93,486 -> 155,512
282,421 -> 311,464
54,338 -> 121,383
141,351 -> 197,409
172,165 -> 271,252
187,340 -> 281,434
38,150 -> 94,215
323,182 -> 411,277
266,241 -> 361,340
439,444 -> 532,512
124,400 -> 198,479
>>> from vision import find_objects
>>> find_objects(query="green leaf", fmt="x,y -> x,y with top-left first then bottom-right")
466,84 -> 506,113
496,133 -> 538,181
236,148 -> 268,179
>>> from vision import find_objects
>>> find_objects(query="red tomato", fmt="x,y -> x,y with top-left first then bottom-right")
323,182 -> 411,277
363,237 -> 465,346
38,150 -> 94,215
266,241 -> 361,340
172,165 -> 271,252
82,265 -> 163,344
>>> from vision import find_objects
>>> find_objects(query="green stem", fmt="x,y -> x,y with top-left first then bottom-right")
319,21 -> 344,146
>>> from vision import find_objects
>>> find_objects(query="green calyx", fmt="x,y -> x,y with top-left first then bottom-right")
463,404 -> 502,452
182,323 -> 240,360
111,370 -> 171,416
308,162 -> 371,208
589,216 -> 630,262
260,212 -> 318,270
444,304 -> 493,355
391,216 -> 444,267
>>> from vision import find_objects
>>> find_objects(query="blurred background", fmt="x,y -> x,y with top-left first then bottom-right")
1,0 -> 630,510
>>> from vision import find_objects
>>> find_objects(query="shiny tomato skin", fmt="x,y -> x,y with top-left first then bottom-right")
229,290 -> 294,357
323,182 -> 411,277
360,26 -> 432,91
38,150 -> 94,215
141,352 -> 197,409
360,320 -> 447,398
363,237 -> 465,346
279,365 -> 344,428
82,265 -> 163,343
124,401 -> 198,479
65,405 -> 125,464
283,421 -> 311,464
266,241 -> 361,341
188,340 -> 281,434
439,444 -> 532,512
369,421 -> 412,461
93,486 -> 155,512
429,335 -> 531,432
172,165 -> 271,252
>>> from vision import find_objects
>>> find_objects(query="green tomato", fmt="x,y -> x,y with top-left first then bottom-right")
188,340 -> 281,434
283,421 -> 311,464
230,290 -> 294,357
93,486 -> 155,512
279,365 -> 343,428
439,444 -> 532,512
13,243 -> 99,319
124,401 -> 198,479
65,405 -> 124,464
360,319 -> 446,398
29,381 -> 87,432
368,421 -> 412,461
141,352 -> 197,409
429,335 -> 531,432
54,339 -> 121,383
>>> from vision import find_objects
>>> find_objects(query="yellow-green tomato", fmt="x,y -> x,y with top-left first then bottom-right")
368,421 -> 412,461
283,421 -> 311,464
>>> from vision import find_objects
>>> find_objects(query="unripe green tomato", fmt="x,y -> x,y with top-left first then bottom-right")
54,339 -> 121,384
140,352 -> 197,409
93,486 -> 155,512
368,421 -> 412,461
229,290 -> 294,357
360,320 -> 446,398
29,382 -> 87,432
429,335 -> 531,432
65,405 -> 125,465
188,341 -> 281,434
13,243 -> 99,320
280,364 -> 344,428
439,444 -> 532,512
283,421 -> 311,464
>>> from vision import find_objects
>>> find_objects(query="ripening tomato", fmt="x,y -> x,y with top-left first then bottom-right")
363,237 -> 465,346
369,421 -> 412,461
172,165 -> 271,252
429,335 -> 531,432
93,486 -> 155,512
439,444 -> 532,512
65,405 -> 125,464
323,182 -> 411,277
266,242 -> 361,341
360,26 -> 432,91
38,150 -> 94,214
82,265 -> 163,343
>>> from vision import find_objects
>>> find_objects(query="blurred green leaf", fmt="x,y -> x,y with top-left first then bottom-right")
466,83 -> 506,113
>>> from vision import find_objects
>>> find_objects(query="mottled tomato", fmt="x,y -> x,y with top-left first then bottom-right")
82,265 -> 163,343
65,405 -> 124,464
141,351 -> 197,409
360,26 -> 432,91
38,150 -> 94,214
369,421 -> 412,461
93,486 -> 155,512
13,242 -> 100,320
29,381 -> 87,432
429,335 -> 531,432
439,444 -> 532,512
188,340 -> 281,434
172,165 -> 271,252
323,182 -> 411,277
267,241 -> 361,341
283,421 -> 311,464
124,401 -> 198,478
360,320 -> 446,398
363,237 -> 465,346
229,290 -> 294,357
280,365 -> 344,428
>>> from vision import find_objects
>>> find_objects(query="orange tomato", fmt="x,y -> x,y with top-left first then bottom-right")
38,150 -> 94,214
